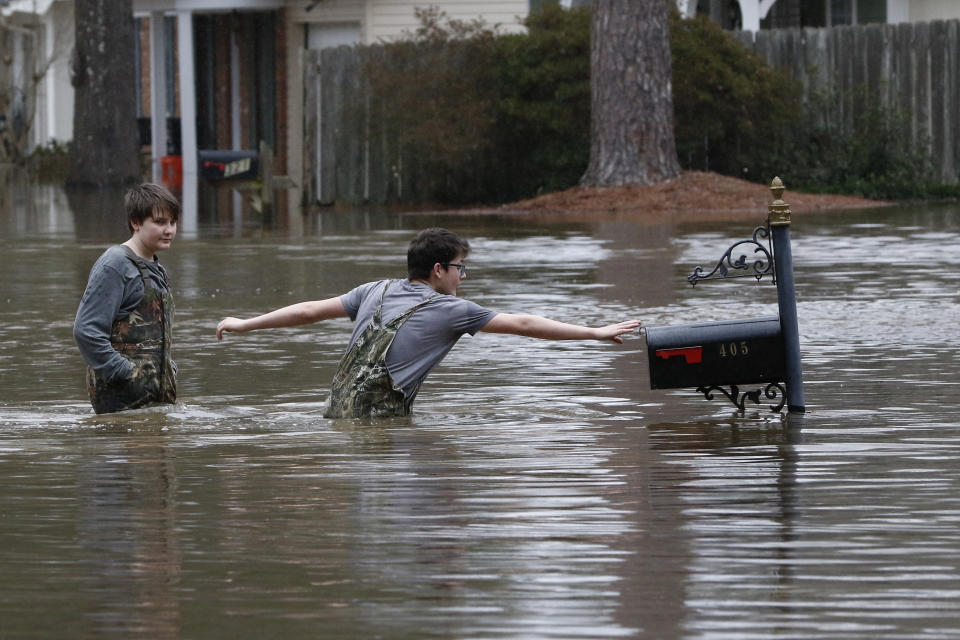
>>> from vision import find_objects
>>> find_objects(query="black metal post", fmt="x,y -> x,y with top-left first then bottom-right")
768,178 -> 805,413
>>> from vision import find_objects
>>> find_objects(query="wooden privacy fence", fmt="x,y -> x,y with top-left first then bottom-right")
304,19 -> 960,206
303,44 -> 494,206
302,47 -> 362,206
303,46 -> 454,206
733,19 -> 959,184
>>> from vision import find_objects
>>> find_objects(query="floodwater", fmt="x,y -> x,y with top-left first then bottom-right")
2,171 -> 959,639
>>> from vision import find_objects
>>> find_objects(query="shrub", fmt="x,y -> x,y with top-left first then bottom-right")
361,5 -> 590,204
489,5 -> 591,200
669,12 -> 796,182
27,140 -> 71,181
772,87 -> 946,200
665,12 -> 952,199
357,6 -> 950,204
362,8 -> 499,203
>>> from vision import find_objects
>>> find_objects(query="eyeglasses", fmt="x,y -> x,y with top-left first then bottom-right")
441,262 -> 467,277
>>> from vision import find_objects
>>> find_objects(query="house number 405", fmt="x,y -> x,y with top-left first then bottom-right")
719,341 -> 750,357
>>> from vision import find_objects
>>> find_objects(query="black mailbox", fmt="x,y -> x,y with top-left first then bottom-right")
645,316 -> 786,389
198,150 -> 259,181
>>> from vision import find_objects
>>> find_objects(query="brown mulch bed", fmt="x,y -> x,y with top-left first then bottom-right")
443,171 -> 891,223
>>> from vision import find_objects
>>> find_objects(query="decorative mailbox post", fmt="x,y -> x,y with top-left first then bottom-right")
644,177 -> 805,413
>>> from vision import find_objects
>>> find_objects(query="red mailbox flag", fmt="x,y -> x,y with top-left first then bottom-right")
655,347 -> 703,364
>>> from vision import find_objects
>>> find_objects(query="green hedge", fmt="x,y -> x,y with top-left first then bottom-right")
489,6 -> 591,200
670,13 -> 795,182
360,6 -> 950,205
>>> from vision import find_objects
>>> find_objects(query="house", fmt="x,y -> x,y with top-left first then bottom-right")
0,0 -> 73,158
682,0 -> 960,31
3,0 -> 960,226
3,0 -> 532,228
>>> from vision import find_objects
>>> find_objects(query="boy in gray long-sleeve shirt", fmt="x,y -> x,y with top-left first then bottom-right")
74,246 -> 172,381
74,183 -> 181,414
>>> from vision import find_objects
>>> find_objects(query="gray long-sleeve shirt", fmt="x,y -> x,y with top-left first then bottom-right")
73,245 -> 171,382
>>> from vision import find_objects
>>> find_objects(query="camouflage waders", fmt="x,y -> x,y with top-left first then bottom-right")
324,281 -> 438,418
86,247 -> 177,414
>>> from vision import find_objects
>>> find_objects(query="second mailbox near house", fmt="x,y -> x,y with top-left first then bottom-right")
198,150 -> 260,182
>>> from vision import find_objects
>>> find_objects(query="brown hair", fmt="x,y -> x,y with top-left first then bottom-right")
125,183 -> 181,233
407,228 -> 470,279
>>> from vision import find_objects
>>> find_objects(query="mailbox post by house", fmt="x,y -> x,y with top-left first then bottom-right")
644,177 -> 805,413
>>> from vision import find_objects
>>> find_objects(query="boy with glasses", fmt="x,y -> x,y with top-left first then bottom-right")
216,227 -> 639,418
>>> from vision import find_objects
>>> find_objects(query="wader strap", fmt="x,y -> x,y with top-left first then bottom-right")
371,279 -> 391,326
121,246 -> 171,392
121,245 -> 153,283
378,280 -> 439,329
370,280 -> 439,332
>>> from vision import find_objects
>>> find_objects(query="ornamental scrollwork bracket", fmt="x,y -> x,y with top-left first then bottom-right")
688,225 -> 776,286
696,382 -> 787,413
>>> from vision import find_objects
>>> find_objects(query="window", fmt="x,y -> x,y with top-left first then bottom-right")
829,0 -> 886,26
857,0 -> 886,24
830,0 -> 853,25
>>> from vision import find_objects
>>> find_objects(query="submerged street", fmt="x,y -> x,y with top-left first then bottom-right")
2,174 -> 960,638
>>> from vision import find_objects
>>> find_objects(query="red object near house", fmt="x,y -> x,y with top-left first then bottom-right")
161,156 -> 182,187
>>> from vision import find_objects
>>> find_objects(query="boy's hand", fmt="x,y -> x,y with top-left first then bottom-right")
216,317 -> 245,341
596,319 -> 642,344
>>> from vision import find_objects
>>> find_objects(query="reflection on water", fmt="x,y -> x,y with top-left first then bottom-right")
2,170 -> 960,638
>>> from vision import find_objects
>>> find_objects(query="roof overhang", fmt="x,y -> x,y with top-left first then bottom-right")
1,0 -> 55,22
134,0 -> 285,15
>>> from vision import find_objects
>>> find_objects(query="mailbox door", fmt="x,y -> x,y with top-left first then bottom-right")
645,316 -> 786,389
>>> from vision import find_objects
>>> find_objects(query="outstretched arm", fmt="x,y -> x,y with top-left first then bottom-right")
479,313 -> 641,344
216,297 -> 349,340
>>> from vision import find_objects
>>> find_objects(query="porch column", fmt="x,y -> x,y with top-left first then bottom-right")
149,11 -> 167,183
177,10 -> 198,234
231,26 -> 242,234
176,10 -> 197,179
42,18 -> 54,144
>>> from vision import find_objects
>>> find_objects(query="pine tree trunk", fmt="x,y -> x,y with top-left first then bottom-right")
68,0 -> 140,188
580,0 -> 681,187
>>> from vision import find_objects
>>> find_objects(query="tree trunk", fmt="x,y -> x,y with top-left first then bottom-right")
580,0 -> 681,187
68,0 -> 140,188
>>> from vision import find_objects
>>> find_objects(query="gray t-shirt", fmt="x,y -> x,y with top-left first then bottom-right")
340,279 -> 496,397
73,244 -> 171,381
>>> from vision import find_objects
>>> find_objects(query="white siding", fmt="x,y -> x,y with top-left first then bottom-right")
1,0 -> 57,16
886,0 -> 910,23
288,0 -> 528,41
45,0 -> 74,144
1,0 -> 74,149
287,0 -> 365,24
307,22 -> 362,49
908,0 -> 960,22
368,0 -> 529,42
